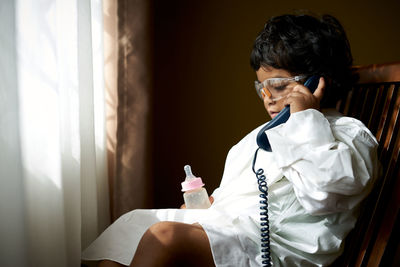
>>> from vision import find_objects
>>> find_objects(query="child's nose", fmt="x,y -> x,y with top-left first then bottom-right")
264,95 -> 276,105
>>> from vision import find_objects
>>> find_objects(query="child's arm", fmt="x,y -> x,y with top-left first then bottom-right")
266,109 -> 379,215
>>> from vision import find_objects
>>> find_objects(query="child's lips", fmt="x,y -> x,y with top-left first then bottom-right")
269,111 -> 279,118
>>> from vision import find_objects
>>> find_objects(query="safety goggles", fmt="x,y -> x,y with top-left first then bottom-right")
254,75 -> 307,101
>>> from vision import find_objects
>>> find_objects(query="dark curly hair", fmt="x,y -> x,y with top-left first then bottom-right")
250,14 -> 357,108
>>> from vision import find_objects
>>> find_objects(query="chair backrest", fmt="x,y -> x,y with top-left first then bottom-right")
333,62 -> 400,266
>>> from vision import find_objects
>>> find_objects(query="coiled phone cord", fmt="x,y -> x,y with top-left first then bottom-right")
252,148 -> 272,267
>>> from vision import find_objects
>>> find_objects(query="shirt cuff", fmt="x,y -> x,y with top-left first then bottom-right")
266,109 -> 336,168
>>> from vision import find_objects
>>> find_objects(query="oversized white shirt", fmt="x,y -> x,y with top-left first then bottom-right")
82,109 -> 379,266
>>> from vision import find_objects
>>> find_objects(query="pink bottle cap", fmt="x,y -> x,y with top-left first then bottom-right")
181,177 -> 205,192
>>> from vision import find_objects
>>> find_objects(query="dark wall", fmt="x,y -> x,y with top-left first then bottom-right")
151,0 -> 400,208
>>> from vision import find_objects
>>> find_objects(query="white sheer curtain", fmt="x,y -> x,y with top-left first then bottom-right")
0,0 -> 109,266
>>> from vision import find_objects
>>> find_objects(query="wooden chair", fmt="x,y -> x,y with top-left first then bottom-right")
333,62 -> 400,266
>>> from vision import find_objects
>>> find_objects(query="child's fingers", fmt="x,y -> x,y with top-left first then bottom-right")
283,91 -> 304,106
313,77 -> 325,101
285,78 -> 324,112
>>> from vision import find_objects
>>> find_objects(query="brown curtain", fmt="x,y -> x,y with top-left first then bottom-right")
105,0 -> 153,222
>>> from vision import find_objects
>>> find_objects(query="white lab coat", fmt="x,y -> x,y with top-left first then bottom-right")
82,109 -> 379,266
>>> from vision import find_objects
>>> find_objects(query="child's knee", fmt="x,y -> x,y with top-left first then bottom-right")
144,221 -> 198,250
138,222 -> 214,267
145,221 -> 177,246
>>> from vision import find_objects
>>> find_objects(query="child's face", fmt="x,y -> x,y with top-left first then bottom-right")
256,66 -> 296,119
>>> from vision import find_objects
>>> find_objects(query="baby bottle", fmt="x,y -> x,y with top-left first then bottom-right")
181,165 -> 211,209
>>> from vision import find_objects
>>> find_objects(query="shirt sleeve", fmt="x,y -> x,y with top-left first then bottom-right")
266,109 -> 379,215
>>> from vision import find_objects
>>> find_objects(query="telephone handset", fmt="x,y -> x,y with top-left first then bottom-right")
256,75 -> 320,152
252,75 -> 319,266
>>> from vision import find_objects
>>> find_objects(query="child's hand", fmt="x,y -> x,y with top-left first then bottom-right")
180,196 -> 214,209
284,77 -> 325,114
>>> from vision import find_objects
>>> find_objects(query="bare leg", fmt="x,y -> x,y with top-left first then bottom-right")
130,221 -> 215,267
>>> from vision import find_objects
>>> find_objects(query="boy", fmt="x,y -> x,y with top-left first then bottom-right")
83,13 -> 379,267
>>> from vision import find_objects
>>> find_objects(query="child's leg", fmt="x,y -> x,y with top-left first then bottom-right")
130,221 -> 215,267
97,260 -> 125,267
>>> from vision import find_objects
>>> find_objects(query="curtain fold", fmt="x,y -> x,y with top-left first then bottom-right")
110,0 -> 154,220
103,0 -> 119,222
0,1 -> 28,266
0,0 -> 109,266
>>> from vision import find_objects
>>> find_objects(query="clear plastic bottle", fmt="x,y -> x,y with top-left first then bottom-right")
181,165 -> 211,209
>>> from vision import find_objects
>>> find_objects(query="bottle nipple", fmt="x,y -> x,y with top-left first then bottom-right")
181,165 -> 205,192
184,165 -> 195,180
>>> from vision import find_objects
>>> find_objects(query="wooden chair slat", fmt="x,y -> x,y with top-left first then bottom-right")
367,84 -> 388,135
332,62 -> 400,267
